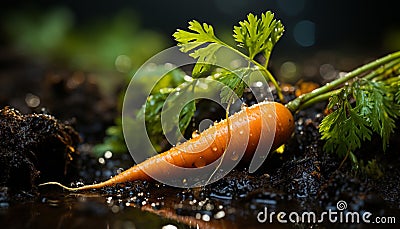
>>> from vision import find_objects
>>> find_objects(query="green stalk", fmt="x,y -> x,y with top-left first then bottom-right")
384,75 -> 400,84
213,38 -> 285,102
263,49 -> 272,69
366,60 -> 400,81
296,89 -> 341,111
286,51 -> 400,113
255,61 -> 285,102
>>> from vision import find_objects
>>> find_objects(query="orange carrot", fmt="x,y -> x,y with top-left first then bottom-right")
40,101 -> 294,191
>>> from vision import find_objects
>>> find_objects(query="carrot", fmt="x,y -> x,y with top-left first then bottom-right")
39,101 -> 294,191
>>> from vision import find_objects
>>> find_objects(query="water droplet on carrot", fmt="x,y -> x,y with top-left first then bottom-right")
192,130 -> 200,138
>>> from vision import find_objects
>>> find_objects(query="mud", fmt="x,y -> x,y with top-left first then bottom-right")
0,107 -> 79,200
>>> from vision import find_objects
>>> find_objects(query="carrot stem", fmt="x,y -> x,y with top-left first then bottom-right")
286,51 -> 400,113
295,89 -> 341,111
212,38 -> 285,102
366,60 -> 400,81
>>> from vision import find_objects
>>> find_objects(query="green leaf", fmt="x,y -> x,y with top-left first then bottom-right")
321,77 -> 400,162
173,20 -> 219,46
190,43 -> 221,78
173,21 -> 222,78
394,82 -> 400,103
320,93 -> 372,158
138,89 -> 171,141
319,107 -> 342,153
217,69 -> 249,103
179,100 -> 196,134
396,90 -> 400,103
359,159 -> 383,178
355,80 -> 400,150
173,11 -> 284,79
160,82 -> 196,137
133,68 -> 198,150
233,11 -> 284,60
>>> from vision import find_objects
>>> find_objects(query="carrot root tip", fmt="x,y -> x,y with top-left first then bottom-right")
38,182 -> 80,191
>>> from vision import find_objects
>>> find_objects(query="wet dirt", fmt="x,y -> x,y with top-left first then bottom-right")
0,107 -> 80,200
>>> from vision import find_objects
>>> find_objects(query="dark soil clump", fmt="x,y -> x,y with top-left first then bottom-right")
0,107 -> 80,199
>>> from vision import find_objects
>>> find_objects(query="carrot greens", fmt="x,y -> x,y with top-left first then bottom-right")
173,11 -> 284,101
233,12 -> 284,66
132,11 -> 286,148
320,74 -> 400,165
287,53 -> 400,166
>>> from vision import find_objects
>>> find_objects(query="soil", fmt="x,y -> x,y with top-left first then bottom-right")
0,107 -> 80,200
1,54 -> 399,228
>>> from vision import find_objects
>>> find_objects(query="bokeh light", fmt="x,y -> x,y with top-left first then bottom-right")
293,20 -> 315,47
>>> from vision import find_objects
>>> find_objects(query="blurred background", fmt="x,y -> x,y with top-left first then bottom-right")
0,0 -> 399,144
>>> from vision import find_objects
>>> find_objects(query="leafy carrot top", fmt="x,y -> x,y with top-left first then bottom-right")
173,11 -> 284,99
137,11 -> 285,145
